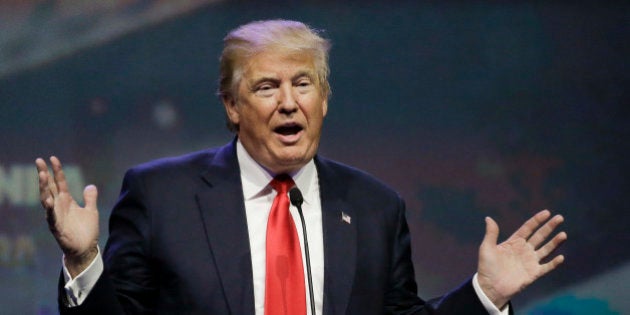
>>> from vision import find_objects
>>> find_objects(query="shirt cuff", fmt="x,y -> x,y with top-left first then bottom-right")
62,246 -> 104,307
472,273 -> 510,315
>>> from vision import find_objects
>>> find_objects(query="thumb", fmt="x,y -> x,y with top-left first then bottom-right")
83,185 -> 98,210
482,216 -> 500,247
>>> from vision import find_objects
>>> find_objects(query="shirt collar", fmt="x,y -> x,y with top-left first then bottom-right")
236,139 -> 317,204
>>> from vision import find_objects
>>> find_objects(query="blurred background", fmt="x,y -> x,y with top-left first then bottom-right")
0,1 -> 628,314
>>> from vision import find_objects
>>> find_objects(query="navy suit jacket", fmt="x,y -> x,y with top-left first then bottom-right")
59,140 -> 492,314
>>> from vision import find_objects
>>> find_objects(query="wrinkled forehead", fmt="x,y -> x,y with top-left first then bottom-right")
240,50 -> 318,83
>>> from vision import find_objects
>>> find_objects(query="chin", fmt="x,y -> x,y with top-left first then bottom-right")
272,155 -> 309,172
269,144 -> 316,167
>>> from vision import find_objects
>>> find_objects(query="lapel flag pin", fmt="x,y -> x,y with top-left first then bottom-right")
341,211 -> 351,224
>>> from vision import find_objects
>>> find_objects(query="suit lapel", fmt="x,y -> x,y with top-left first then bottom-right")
196,141 -> 255,314
317,158 -> 357,315
193,145 -> 359,315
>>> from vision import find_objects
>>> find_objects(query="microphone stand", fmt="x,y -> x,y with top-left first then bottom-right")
290,187 -> 316,315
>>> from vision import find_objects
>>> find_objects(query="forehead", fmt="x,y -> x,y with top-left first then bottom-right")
242,50 -> 316,81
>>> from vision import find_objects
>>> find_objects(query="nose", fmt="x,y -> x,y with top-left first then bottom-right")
277,84 -> 298,113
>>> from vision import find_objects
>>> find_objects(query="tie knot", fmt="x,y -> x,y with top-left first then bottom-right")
270,174 -> 295,193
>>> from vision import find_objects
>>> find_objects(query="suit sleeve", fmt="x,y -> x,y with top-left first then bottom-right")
384,197 -> 493,315
58,269 -> 126,315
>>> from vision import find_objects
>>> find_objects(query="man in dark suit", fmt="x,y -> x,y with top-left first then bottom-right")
36,20 -> 567,314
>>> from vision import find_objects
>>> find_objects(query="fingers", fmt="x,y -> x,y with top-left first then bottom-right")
83,185 -> 99,210
50,156 -> 69,194
539,254 -> 565,278
536,231 -> 568,260
512,210 -> 552,240
36,158 -> 54,209
35,157 -> 48,173
528,214 -> 564,249
481,217 -> 500,247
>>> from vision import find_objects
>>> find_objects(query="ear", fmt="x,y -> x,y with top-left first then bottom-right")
322,98 -> 328,117
222,95 -> 240,126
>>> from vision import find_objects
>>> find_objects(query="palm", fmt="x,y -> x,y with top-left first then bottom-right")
477,211 -> 567,308
50,186 -> 99,256
36,157 -> 100,259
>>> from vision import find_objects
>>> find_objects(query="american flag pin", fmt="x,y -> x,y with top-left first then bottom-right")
341,211 -> 351,224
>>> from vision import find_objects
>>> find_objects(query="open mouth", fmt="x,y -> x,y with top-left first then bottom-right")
274,124 -> 303,136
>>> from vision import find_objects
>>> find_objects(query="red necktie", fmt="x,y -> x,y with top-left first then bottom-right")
265,174 -> 306,315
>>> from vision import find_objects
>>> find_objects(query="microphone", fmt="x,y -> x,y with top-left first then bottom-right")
289,187 -> 316,315
289,187 -> 304,208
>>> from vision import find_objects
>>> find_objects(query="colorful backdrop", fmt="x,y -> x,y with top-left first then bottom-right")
1,1 -> 627,314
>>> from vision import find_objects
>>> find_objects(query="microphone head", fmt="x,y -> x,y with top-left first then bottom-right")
289,187 -> 303,207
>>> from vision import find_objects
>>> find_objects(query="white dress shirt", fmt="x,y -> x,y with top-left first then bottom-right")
236,140 -> 324,315
63,140 -> 508,315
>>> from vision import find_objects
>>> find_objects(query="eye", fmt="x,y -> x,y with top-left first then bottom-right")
254,83 -> 277,97
295,79 -> 314,93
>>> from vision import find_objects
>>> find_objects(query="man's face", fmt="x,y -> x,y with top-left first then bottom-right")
223,51 -> 328,174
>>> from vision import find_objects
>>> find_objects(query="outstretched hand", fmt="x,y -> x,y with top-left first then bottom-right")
477,210 -> 567,309
36,156 -> 100,277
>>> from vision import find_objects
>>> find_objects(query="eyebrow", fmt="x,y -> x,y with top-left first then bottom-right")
248,70 -> 316,88
248,76 -> 280,89
291,71 -> 316,82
